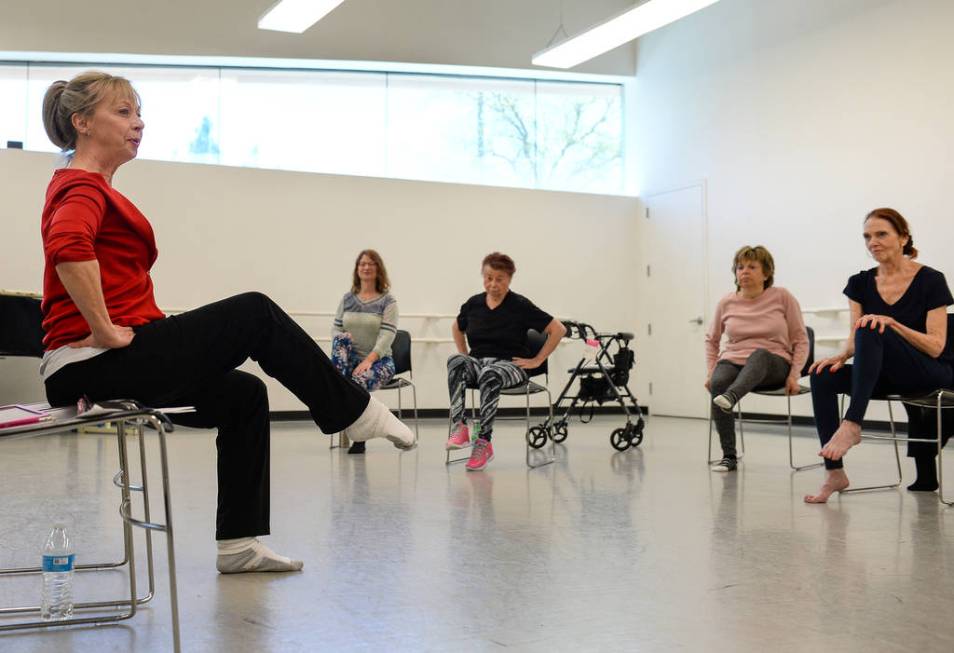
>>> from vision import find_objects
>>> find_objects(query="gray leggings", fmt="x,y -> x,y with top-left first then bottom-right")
710,349 -> 791,459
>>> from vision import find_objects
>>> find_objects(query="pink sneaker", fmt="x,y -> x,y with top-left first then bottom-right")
465,438 -> 494,471
446,422 -> 470,450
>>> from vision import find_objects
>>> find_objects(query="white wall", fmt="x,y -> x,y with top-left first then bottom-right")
0,150 -> 641,414
631,0 -> 954,420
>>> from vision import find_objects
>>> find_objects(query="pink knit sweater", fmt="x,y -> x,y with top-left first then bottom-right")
705,286 -> 809,379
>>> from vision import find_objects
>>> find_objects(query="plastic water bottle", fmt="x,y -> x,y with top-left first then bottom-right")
41,524 -> 75,621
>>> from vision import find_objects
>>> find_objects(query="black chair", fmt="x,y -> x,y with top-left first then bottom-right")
378,330 -> 419,436
707,327 -> 818,471
0,292 -> 44,356
446,329 -> 555,469
844,314 -> 954,503
331,329 -> 418,450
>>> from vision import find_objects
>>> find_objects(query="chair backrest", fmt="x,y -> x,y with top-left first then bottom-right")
0,294 -> 44,358
800,326 -> 815,378
526,329 -> 548,378
391,329 -> 412,376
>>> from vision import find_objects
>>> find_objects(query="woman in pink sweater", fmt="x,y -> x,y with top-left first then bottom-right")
705,246 -> 809,471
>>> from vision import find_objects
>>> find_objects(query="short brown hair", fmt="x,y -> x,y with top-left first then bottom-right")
865,208 -> 918,258
481,252 -> 516,276
732,245 -> 775,290
351,249 -> 391,294
42,71 -> 140,152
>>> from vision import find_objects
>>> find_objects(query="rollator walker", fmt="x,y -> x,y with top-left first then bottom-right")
538,320 -> 646,451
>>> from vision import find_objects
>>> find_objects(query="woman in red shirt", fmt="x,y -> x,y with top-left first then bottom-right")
40,71 -> 416,574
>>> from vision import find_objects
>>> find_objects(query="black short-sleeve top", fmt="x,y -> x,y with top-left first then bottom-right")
844,265 -> 954,361
456,291 -> 554,360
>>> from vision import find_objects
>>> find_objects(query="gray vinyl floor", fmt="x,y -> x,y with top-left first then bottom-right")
2,414 -> 954,652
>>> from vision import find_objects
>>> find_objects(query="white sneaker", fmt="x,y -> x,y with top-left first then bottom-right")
342,396 -> 417,450
713,394 -> 735,413
709,457 -> 738,472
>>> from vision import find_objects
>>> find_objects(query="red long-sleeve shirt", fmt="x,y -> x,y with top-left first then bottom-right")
40,169 -> 164,350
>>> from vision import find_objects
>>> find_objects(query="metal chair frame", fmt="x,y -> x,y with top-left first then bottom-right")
0,407 -> 181,652
445,380 -> 556,469
706,327 -> 819,471
841,390 -> 954,505
445,329 -> 555,469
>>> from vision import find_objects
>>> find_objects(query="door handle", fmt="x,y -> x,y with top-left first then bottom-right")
689,317 -> 703,325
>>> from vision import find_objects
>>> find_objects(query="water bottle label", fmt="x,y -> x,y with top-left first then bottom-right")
42,554 -> 75,573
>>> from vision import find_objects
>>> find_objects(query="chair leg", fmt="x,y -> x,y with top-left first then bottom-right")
445,390 -> 473,466
937,392 -> 954,506
788,393 -> 822,472
526,386 -> 555,470
707,410 -> 717,465
843,399 -> 903,494
736,399 -> 745,460
149,415 -> 182,653
411,383 -> 419,441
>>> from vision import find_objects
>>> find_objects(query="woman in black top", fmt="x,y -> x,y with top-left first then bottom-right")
806,208 -> 954,503
445,252 -> 567,471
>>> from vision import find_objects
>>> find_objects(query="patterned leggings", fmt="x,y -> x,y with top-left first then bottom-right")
331,333 -> 395,392
447,354 -> 528,441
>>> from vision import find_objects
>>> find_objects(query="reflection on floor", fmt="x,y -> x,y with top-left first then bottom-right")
1,415 -> 953,652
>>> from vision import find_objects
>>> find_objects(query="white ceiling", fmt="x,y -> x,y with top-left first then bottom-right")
1,0 -> 637,76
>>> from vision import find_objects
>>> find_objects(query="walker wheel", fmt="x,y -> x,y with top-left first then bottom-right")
629,418 -> 645,447
610,427 -> 631,451
526,426 -> 549,449
550,423 -> 568,443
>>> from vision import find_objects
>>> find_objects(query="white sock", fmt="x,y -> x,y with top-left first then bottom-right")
217,537 -> 257,555
343,396 -> 415,449
216,537 -> 303,573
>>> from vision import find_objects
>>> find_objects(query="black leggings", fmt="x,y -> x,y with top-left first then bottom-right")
810,326 -> 953,470
45,292 -> 370,539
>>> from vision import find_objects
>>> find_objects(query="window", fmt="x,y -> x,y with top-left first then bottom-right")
0,65 -> 28,148
219,69 -> 386,177
3,56 -> 627,195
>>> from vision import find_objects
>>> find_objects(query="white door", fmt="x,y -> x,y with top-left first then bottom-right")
640,184 -> 708,418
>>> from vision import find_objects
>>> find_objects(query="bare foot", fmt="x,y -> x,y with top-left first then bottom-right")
820,420 -> 862,461
804,469 -> 850,503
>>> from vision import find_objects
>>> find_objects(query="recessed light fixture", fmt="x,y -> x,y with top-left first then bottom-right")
532,0 -> 721,69
258,0 -> 346,34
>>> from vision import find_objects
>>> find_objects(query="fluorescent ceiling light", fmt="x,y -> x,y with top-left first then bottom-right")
533,0 -> 721,69
258,0 -> 346,33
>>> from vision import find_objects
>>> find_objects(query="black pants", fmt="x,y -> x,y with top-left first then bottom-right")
45,292 -> 370,539
810,326 -> 953,470
709,349 -> 791,459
